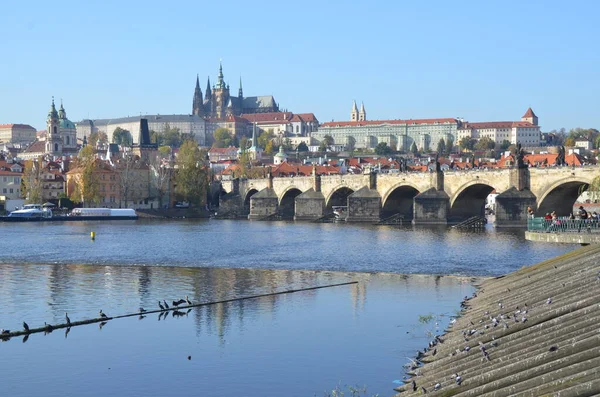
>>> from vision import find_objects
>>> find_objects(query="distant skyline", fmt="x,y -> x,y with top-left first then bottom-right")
1,0 -> 598,132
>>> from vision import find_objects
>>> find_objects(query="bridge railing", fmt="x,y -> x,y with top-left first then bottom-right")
527,217 -> 600,233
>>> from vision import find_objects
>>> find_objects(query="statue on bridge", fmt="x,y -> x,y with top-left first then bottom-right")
514,142 -> 527,169
435,154 -> 441,172
555,146 -> 566,166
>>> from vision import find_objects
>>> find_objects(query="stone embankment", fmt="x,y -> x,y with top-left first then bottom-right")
395,244 -> 600,396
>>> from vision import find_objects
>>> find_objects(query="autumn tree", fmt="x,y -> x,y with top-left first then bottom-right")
175,140 -> 209,207
346,136 -> 356,152
22,157 -> 43,204
70,145 -> 100,207
264,140 -> 274,154
117,152 -> 143,208
257,129 -> 275,149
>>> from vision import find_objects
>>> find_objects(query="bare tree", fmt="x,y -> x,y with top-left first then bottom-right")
150,154 -> 173,209
117,152 -> 142,208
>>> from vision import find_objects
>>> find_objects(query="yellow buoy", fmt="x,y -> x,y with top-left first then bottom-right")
90,231 -> 96,240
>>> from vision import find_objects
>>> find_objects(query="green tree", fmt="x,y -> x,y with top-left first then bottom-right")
89,131 -> 108,147
296,142 -> 309,152
162,124 -> 187,147
283,137 -> 293,151
410,141 -> 418,155
213,128 -> 232,148
322,134 -> 334,150
498,139 -> 511,152
459,137 -> 476,151
70,145 -> 100,207
436,138 -> 446,154
112,127 -> 133,146
175,140 -> 209,207
158,146 -> 172,157
374,142 -> 392,156
475,136 -> 496,151
318,141 -> 327,152
445,136 -> 454,155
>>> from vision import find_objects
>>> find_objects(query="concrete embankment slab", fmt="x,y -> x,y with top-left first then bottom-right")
395,244 -> 600,396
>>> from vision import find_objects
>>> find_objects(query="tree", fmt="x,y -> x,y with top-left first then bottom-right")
22,157 -> 43,203
475,137 -> 495,151
375,142 -> 392,156
70,145 -> 100,207
445,137 -> 454,155
322,134 -> 334,150
257,129 -> 275,149
150,155 -> 172,209
296,141 -> 309,152
213,128 -> 232,148
264,140 -> 274,154
318,141 -> 327,152
410,141 -> 418,155
175,140 -> 209,207
112,127 -> 133,147
498,139 -> 511,152
346,136 -> 356,152
239,136 -> 249,151
459,137 -> 476,151
117,153 -> 142,208
564,137 -> 575,147
89,131 -> 108,147
436,138 -> 446,154
283,137 -> 293,151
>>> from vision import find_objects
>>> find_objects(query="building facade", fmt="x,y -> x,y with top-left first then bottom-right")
315,102 -> 458,151
0,124 -> 37,144
76,114 -> 207,147
456,108 -> 541,147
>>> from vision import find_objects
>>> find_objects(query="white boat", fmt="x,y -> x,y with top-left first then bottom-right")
332,206 -> 347,221
69,208 -> 138,219
7,204 -> 52,219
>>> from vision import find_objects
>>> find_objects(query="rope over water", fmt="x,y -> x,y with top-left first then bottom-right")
1,281 -> 358,340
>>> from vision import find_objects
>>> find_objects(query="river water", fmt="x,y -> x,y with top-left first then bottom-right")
0,220 -> 574,397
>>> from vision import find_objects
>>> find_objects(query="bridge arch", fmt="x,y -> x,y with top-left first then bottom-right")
381,182 -> 421,219
450,181 -> 496,221
326,185 -> 355,209
536,178 -> 590,217
243,188 -> 259,211
279,187 -> 303,217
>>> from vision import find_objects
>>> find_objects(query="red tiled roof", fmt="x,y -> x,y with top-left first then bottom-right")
0,170 -> 23,176
296,113 -> 318,122
459,121 -> 537,129
320,118 -> 457,127
271,162 -> 340,176
208,146 -> 238,154
522,107 -> 536,118
23,140 -> 46,153
225,115 -> 248,123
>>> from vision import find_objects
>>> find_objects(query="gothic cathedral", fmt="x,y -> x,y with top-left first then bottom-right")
192,62 -> 279,119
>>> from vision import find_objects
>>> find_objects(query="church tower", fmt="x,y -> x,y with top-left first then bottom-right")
212,61 -> 230,119
359,102 -> 366,121
351,100 -> 359,121
204,77 -> 212,114
238,77 -> 243,100
46,97 -> 62,156
58,101 -> 77,149
521,107 -> 538,126
192,75 -> 204,116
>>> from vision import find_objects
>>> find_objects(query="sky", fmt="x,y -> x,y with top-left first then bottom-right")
1,0 -> 598,132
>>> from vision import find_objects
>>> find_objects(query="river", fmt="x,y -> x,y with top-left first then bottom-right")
0,220 -> 574,397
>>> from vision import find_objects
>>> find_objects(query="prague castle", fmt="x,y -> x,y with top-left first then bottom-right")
192,62 -> 279,119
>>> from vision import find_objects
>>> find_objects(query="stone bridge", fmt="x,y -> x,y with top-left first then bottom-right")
218,166 -> 600,226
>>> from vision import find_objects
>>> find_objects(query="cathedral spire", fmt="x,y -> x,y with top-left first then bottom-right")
48,97 -> 59,121
193,74 -> 203,115
205,77 -> 212,101
351,100 -> 358,121
238,76 -> 243,98
216,60 -> 225,89
58,99 -> 66,120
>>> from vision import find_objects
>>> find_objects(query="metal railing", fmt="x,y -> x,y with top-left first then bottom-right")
527,217 -> 600,233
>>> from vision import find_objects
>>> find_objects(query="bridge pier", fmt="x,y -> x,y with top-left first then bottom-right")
346,186 -> 381,222
248,188 -> 278,219
495,187 -> 537,227
294,189 -> 326,220
412,188 -> 450,225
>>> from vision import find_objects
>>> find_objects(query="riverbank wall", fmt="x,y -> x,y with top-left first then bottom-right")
395,244 -> 600,396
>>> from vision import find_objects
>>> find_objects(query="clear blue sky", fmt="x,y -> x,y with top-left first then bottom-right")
1,0 -> 598,132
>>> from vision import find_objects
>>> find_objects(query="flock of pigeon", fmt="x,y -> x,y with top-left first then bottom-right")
0,295 -> 195,342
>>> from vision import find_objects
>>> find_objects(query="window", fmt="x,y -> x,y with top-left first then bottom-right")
2,188 -> 6,193
14,177 -> 19,184
9,188 -> 13,194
